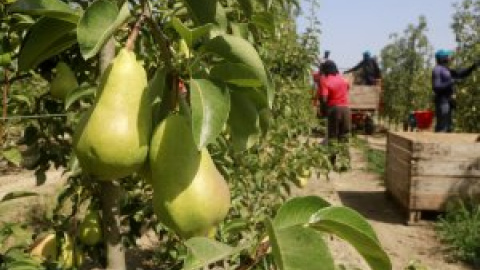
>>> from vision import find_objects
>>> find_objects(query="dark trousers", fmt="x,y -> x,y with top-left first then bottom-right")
327,106 -> 351,142
434,97 -> 453,133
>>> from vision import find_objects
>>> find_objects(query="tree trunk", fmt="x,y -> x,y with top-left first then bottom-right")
99,39 -> 126,270
100,181 -> 126,270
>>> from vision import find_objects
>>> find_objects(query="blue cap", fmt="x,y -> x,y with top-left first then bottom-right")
435,49 -> 453,59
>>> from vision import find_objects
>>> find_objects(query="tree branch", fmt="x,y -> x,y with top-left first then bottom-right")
144,2 -> 173,70
0,73 -> 32,85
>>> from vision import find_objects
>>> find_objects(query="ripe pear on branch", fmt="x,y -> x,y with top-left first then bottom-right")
78,209 -> 102,246
73,48 -> 151,180
50,61 -> 78,100
149,114 -> 231,239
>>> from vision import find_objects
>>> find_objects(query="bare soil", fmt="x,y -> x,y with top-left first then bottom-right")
292,135 -> 473,270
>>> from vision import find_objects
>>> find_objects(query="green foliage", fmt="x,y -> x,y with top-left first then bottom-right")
77,0 -> 130,59
380,16 -> 433,123
436,199 -> 480,266
451,0 -> 480,132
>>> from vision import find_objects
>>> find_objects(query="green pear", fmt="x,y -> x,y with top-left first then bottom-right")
149,114 -> 231,239
50,61 -> 78,100
73,48 -> 151,180
30,233 -> 58,262
78,209 -> 102,246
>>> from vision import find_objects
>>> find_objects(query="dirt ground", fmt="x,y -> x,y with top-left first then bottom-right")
292,135 -> 473,270
0,134 -> 474,270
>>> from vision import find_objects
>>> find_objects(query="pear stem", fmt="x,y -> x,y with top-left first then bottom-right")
125,0 -> 148,51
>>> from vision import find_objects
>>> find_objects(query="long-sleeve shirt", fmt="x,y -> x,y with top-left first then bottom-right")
432,63 -> 477,99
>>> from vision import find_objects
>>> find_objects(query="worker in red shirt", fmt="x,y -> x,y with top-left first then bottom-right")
318,60 -> 351,143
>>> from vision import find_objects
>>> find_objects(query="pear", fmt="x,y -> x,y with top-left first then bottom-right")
73,48 -> 151,180
30,233 -> 58,261
149,114 -> 231,239
78,209 -> 102,246
50,61 -> 78,100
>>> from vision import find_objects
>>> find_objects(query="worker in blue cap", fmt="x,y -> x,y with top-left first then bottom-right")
432,49 -> 479,132
344,50 -> 382,85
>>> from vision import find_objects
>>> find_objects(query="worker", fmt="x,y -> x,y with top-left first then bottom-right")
432,49 -> 479,132
344,51 -> 381,85
312,50 -> 331,118
319,60 -> 351,143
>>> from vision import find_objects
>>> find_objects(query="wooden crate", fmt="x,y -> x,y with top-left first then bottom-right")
385,131 -> 480,224
349,85 -> 382,110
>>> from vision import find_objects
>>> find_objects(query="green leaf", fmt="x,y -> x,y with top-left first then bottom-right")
210,63 -> 262,87
190,78 -> 230,149
259,108 -> 271,134
204,34 -> 268,85
273,196 -> 331,230
77,0 -> 130,59
181,0 -> 217,25
9,14 -> 36,32
171,17 -> 213,49
228,88 -> 261,151
1,147 -> 22,166
251,12 -> 275,35
266,220 -> 335,270
309,206 -> 392,270
18,17 -> 77,71
10,94 -> 33,108
1,191 -> 39,203
8,0 -> 80,23
65,85 -> 96,110
183,237 -> 247,270
203,34 -> 271,106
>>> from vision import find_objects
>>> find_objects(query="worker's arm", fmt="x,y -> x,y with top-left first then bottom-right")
451,63 -> 478,79
344,60 -> 363,74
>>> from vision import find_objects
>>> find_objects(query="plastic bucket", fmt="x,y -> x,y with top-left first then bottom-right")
414,110 -> 434,129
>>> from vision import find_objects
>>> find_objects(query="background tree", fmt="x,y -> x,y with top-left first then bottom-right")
380,16 -> 433,124
451,0 -> 480,132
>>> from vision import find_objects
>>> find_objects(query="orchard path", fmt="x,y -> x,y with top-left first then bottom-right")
292,135 -> 472,270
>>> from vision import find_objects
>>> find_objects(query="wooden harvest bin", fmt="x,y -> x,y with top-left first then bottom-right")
385,131 -> 480,224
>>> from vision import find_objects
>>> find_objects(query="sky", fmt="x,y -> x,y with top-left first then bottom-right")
296,0 -> 459,69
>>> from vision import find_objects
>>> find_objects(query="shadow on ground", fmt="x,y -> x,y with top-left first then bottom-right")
337,190 -> 407,225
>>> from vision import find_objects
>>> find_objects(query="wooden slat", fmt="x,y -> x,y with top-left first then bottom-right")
411,142 -> 480,160
411,176 -> 480,194
386,157 -> 411,209
411,159 -> 480,177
